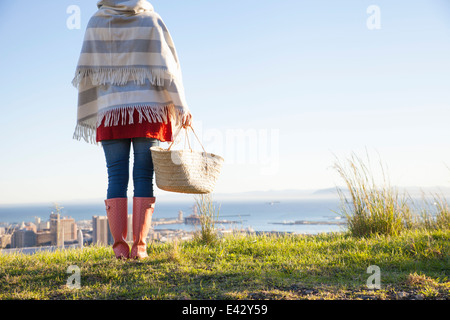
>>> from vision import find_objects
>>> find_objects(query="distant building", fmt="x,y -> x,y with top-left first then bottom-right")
5,209 -> 78,249
11,229 -> 36,248
36,231 -> 52,247
184,214 -> 201,225
92,216 -> 113,245
50,213 -> 77,246
20,222 -> 37,233
61,217 -> 77,243
35,217 -> 50,231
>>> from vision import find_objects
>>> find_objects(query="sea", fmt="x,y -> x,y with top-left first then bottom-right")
0,198 -> 346,235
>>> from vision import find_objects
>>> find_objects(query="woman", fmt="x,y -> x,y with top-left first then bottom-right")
72,0 -> 192,259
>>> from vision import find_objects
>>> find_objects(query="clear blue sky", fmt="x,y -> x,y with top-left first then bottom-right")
1,0 -> 450,205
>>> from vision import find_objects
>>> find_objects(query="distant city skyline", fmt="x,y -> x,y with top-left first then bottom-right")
1,0 -> 450,205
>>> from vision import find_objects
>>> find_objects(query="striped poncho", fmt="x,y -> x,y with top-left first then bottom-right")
72,0 -> 189,144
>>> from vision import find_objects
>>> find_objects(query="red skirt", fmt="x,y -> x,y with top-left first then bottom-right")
96,111 -> 173,142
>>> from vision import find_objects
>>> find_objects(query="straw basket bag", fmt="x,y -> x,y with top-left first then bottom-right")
150,126 -> 224,194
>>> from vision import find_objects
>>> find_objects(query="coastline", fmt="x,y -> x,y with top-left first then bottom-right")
0,198 -> 347,254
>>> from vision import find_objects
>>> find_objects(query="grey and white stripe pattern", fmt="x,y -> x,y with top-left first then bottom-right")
72,0 -> 189,144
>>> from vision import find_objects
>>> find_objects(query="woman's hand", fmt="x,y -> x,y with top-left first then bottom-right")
182,112 -> 193,128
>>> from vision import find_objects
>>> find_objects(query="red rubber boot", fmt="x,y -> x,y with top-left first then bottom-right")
130,197 -> 155,259
105,198 -> 130,259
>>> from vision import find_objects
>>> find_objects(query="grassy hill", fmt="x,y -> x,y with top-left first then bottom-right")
0,229 -> 448,300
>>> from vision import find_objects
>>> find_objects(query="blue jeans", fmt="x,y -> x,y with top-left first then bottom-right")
102,138 -> 160,199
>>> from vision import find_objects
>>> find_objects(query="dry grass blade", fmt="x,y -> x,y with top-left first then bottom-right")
194,194 -> 220,245
333,151 -> 409,237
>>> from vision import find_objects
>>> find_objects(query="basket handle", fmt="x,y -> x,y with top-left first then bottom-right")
167,125 -> 207,155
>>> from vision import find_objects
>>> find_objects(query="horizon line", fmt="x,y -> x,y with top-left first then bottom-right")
1,185 -> 450,207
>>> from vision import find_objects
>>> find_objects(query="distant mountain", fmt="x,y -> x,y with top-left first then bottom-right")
206,186 -> 450,202
313,186 -> 450,199
312,187 -> 341,196
155,188 -> 340,203
155,189 -> 316,202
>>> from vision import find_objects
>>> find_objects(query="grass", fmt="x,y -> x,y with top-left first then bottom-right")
0,229 -> 448,300
193,194 -> 221,245
334,152 -> 450,237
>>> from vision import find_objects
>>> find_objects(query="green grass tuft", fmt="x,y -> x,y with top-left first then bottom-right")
334,152 -> 450,238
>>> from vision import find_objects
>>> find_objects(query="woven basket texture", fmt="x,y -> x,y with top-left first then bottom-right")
151,146 -> 224,194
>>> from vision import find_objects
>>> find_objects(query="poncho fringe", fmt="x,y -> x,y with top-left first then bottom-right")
73,103 -> 184,144
71,66 -> 173,88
